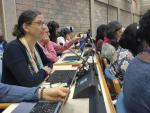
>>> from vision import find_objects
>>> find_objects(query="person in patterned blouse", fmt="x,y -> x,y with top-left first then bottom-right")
108,23 -> 138,81
101,21 -> 123,62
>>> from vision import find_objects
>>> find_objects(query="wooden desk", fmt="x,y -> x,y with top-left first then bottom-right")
96,54 -> 116,113
2,55 -> 116,113
2,86 -> 89,113
0,103 -> 12,109
2,65 -> 89,113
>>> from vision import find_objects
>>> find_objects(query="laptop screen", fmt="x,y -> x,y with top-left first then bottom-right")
58,69 -> 78,113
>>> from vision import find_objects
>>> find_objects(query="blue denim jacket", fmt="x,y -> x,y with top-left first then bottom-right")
0,83 -> 39,102
124,56 -> 150,113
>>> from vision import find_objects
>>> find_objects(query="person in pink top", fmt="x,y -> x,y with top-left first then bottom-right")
38,26 -> 80,63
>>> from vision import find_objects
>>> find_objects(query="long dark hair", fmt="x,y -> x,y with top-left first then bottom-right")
119,23 -> 138,56
12,10 -> 41,39
95,24 -> 108,43
47,21 -> 59,42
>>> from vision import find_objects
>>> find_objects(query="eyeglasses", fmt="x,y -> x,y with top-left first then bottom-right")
31,21 -> 47,26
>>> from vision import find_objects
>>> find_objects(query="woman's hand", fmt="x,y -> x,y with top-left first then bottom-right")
40,87 -> 69,101
41,32 -> 50,44
71,33 -> 81,43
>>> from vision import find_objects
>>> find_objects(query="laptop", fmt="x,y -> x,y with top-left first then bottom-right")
46,70 -> 77,86
62,44 -> 86,62
28,70 -> 78,113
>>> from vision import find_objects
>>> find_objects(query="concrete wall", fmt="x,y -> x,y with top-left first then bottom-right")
140,0 -> 150,15
0,1 -> 2,31
0,0 -> 141,41
1,0 -> 17,41
120,9 -> 133,27
94,1 -> 107,29
15,0 -> 141,31
15,0 -> 90,32
93,0 -> 140,36
108,6 -> 118,23
0,14 -> 2,32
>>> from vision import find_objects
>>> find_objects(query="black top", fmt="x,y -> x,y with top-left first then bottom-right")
1,39 -> 53,87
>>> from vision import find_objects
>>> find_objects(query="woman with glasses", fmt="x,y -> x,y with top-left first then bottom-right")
101,21 -> 123,62
1,10 -> 53,87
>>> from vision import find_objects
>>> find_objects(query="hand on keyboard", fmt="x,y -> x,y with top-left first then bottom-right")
42,87 -> 70,102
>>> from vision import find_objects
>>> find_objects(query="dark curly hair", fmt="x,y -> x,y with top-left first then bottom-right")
137,10 -> 150,50
47,21 -> 59,42
12,10 -> 41,39
59,28 -> 71,39
119,23 -> 138,56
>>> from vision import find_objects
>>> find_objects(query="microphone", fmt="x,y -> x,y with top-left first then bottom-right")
67,48 -> 92,79
67,48 -> 89,64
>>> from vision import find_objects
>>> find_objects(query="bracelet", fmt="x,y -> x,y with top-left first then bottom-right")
40,87 -> 46,100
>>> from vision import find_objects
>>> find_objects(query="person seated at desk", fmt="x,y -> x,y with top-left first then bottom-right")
1,10 -> 52,87
57,28 -> 72,45
95,24 -> 108,52
123,10 -> 150,113
47,21 -> 60,43
0,83 -> 69,102
108,23 -> 138,81
101,21 -> 123,62
38,26 -> 80,63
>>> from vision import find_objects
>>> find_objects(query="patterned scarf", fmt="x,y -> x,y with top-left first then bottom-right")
20,37 -> 43,73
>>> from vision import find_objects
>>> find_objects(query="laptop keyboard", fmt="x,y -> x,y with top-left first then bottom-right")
46,70 -> 77,86
30,101 -> 62,113
63,56 -> 80,61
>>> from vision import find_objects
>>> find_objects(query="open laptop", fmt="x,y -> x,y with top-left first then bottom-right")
62,43 -> 86,62
11,69 -> 78,113
29,70 -> 78,113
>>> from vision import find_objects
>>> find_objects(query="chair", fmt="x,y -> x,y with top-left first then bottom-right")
96,54 -> 116,113
116,91 -> 128,113
0,103 -> 12,109
96,52 -> 105,71
103,58 -> 109,68
103,58 -> 121,95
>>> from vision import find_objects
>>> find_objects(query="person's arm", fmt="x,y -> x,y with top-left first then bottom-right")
52,36 -> 80,53
0,83 -> 69,103
0,83 -> 39,102
41,41 -> 58,63
3,44 -> 47,87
